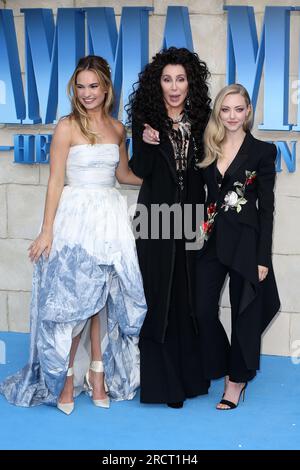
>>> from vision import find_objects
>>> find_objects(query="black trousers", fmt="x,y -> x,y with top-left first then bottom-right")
139,239 -> 210,404
195,236 -> 257,383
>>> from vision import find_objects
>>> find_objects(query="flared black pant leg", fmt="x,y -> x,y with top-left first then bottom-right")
228,270 -> 257,382
196,238 -> 256,383
195,242 -> 230,379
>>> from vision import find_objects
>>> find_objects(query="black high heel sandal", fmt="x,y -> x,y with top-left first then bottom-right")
167,401 -> 183,409
216,382 -> 247,410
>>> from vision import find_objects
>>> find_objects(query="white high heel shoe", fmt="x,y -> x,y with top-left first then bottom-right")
57,367 -> 74,415
85,360 -> 110,408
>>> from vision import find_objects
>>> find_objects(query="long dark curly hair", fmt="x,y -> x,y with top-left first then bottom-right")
126,47 -> 211,159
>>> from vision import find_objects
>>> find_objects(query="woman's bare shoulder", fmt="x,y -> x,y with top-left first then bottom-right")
109,118 -> 125,145
55,115 -> 73,133
111,118 -> 125,134
51,116 -> 74,148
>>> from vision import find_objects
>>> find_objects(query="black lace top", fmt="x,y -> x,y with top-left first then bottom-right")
168,116 -> 191,191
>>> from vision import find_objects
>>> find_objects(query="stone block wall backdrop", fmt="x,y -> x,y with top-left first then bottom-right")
0,0 -> 299,357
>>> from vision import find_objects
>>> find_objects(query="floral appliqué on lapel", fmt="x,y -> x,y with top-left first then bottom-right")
199,170 -> 257,242
222,170 -> 257,213
199,202 -> 217,241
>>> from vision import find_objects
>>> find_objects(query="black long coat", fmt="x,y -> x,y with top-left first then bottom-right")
129,124 -> 205,343
200,130 -> 281,369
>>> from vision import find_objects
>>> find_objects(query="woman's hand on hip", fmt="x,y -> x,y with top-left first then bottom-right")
28,230 -> 53,262
143,123 -> 160,145
258,265 -> 269,282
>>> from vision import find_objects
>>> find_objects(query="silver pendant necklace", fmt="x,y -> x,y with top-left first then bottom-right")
170,113 -> 184,124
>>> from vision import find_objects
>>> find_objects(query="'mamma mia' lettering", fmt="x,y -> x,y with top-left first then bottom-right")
0,5 -> 298,171
0,5 -> 299,129
0,6 -> 193,124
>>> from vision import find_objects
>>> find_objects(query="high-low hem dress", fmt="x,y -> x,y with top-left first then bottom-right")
0,143 -> 147,407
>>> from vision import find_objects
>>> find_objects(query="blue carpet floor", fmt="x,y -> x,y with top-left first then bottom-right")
0,332 -> 299,450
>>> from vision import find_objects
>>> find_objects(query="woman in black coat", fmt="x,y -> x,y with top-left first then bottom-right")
196,84 -> 280,410
126,47 -> 211,407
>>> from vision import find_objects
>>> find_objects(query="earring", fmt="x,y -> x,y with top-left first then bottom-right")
186,97 -> 190,107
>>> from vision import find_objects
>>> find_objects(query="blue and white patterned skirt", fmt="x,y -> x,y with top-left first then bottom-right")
0,185 -> 147,406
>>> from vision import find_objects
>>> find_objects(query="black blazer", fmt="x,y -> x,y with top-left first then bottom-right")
202,130 -> 277,269
129,122 -> 205,343
199,131 -> 280,368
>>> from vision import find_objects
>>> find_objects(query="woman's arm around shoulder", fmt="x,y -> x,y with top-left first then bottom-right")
128,119 -> 159,178
114,120 -> 143,185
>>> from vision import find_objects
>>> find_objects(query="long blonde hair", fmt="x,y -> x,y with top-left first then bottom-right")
67,55 -> 114,144
199,84 -> 253,168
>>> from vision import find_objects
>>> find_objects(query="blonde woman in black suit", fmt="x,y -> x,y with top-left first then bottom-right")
195,84 -> 280,410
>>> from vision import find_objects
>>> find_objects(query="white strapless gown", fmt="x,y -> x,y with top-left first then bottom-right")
0,144 -> 147,406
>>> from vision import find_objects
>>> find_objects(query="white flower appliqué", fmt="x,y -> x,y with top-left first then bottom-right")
222,170 -> 257,214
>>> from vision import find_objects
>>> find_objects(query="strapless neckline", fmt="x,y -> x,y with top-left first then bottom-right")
70,143 -> 119,150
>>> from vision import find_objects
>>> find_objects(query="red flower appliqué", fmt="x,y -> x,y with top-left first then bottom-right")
199,202 -> 217,241
245,171 -> 257,185
199,170 -> 257,243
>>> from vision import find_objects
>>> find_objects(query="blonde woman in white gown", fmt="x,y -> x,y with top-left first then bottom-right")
0,55 -> 147,414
